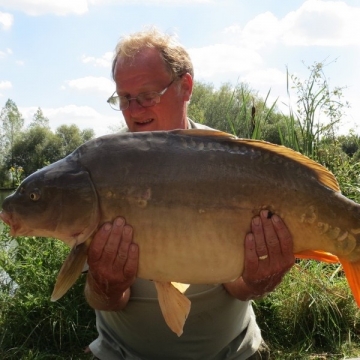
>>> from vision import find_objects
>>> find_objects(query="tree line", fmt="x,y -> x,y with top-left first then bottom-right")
0,100 -> 94,187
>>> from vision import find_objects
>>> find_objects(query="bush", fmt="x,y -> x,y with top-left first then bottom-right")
0,226 -> 96,359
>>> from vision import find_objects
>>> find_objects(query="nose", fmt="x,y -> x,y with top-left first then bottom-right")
127,98 -> 146,116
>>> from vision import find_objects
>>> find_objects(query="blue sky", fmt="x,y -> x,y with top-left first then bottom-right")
0,0 -> 359,136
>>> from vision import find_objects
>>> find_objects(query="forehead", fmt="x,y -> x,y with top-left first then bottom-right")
115,48 -> 171,86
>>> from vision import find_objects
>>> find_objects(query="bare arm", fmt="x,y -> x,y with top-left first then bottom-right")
224,210 -> 295,301
85,217 -> 139,311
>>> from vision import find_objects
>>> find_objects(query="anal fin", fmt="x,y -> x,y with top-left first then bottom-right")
154,281 -> 191,337
171,282 -> 190,293
51,237 -> 91,301
340,260 -> 360,308
295,250 -> 339,263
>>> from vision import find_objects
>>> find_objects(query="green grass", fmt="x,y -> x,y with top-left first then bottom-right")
0,227 -> 96,359
255,260 -> 360,359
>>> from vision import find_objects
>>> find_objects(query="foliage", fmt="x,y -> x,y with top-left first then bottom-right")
55,124 -> 95,159
281,60 -> 349,156
255,261 -> 360,359
0,100 -> 96,182
188,81 -> 284,141
0,225 -> 96,359
0,100 -> 25,186
29,108 -> 50,129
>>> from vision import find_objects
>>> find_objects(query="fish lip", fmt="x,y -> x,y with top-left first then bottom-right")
0,210 -> 11,226
0,210 -> 18,235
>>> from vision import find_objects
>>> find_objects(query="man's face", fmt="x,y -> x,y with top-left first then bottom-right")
113,47 -> 193,132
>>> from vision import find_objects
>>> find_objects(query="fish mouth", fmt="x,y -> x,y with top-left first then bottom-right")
0,211 -> 19,236
0,210 -> 11,226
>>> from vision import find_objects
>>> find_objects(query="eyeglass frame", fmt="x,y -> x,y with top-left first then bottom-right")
107,78 -> 177,111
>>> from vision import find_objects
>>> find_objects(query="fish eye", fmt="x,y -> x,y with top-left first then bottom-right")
29,190 -> 41,201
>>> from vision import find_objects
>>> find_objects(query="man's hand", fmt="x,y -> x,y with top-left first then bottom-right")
85,217 -> 139,311
224,210 -> 294,301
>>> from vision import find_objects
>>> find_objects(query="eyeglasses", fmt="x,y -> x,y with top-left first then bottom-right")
107,79 -> 175,111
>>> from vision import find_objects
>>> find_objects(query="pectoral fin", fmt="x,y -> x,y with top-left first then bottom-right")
51,237 -> 91,301
154,281 -> 191,337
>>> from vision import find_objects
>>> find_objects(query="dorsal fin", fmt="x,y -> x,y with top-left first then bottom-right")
173,129 -> 340,193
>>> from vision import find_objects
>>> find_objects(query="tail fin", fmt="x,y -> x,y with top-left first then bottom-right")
295,250 -> 339,263
340,260 -> 360,307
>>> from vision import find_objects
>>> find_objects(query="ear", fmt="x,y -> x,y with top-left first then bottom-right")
180,73 -> 193,102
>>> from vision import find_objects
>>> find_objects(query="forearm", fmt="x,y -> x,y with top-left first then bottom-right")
85,271 -> 130,311
224,277 -> 265,301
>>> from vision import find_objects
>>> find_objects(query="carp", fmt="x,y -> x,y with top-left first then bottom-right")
1,129 -> 360,336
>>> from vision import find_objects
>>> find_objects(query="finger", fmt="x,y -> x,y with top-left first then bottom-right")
123,243 -> 139,279
113,224 -> 133,268
259,210 -> 281,256
271,215 -> 294,258
243,233 -> 259,273
251,215 -> 268,259
88,222 -> 112,263
101,217 -> 126,263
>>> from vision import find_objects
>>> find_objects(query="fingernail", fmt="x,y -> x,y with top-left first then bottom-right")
130,244 -> 137,252
253,216 -> 260,226
115,218 -> 124,227
247,233 -> 254,241
104,223 -> 111,231
124,226 -> 132,235
272,214 -> 280,223
260,210 -> 268,218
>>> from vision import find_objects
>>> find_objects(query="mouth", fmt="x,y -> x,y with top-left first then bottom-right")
135,118 -> 154,127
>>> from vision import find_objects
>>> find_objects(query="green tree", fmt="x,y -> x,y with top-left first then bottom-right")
0,99 -> 24,186
188,81 -> 282,140
7,126 -> 61,176
29,107 -> 50,129
55,124 -> 94,157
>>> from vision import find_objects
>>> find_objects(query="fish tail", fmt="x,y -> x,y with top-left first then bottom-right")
295,250 -> 339,263
340,260 -> 360,307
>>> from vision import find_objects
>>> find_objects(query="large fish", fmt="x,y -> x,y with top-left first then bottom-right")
0,129 -> 359,336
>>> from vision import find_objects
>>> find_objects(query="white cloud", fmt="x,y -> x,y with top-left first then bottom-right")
189,44 -> 262,78
223,0 -> 360,49
0,48 -> 12,59
81,51 -> 113,68
65,76 -> 114,94
21,105 -> 124,137
0,80 -> 12,89
0,80 -> 12,97
281,0 -> 360,46
0,11 -> 13,30
0,0 -> 88,16
224,12 -> 281,50
88,0 -> 212,5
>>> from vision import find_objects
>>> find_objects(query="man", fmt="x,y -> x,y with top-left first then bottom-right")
86,27 -> 294,359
